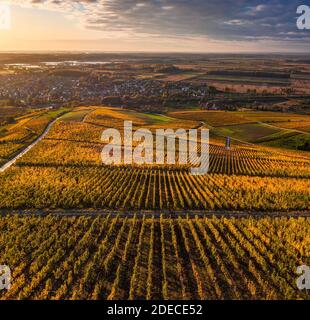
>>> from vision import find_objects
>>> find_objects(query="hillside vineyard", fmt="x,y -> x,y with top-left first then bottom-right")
0,108 -> 309,211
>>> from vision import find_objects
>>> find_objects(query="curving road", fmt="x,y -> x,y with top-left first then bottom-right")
0,117 -> 60,173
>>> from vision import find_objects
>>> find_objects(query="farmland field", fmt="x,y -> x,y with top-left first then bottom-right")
270,121 -> 310,133
0,106 -> 309,302
0,108 -> 68,166
169,110 -> 310,149
168,110 -> 255,126
0,107 -> 309,211
157,72 -> 202,82
0,106 -> 29,119
1,8 -> 310,306
196,74 -> 291,86
0,215 -> 308,300
213,123 -> 281,142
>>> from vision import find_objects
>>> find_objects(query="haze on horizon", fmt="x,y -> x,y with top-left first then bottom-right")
0,0 -> 309,53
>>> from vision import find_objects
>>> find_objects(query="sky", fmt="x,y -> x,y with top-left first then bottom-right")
0,0 -> 309,52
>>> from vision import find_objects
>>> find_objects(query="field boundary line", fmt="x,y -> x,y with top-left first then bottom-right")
0,210 -> 309,219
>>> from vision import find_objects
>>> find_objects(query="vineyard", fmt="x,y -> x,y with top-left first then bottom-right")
0,108 -> 68,166
168,110 -> 310,129
0,166 -> 309,210
0,107 -> 309,211
168,110 -> 255,126
169,110 -> 310,149
0,107 -> 309,301
0,215 -> 308,300
270,121 -> 310,133
0,48 -> 310,305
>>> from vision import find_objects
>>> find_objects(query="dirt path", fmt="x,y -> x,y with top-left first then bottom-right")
0,117 -> 61,173
258,121 -> 310,135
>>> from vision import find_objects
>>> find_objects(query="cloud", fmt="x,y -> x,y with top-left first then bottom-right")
245,4 -> 269,16
8,0 -> 310,43
224,19 -> 248,26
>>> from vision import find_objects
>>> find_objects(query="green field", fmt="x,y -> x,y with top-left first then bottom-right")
61,108 -> 94,122
259,132 -> 310,150
213,123 -> 281,142
142,113 -> 175,123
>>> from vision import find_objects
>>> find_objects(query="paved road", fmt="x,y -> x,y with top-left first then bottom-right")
0,210 -> 309,219
0,117 -> 61,173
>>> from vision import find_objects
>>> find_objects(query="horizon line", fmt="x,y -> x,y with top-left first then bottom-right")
0,50 -> 309,55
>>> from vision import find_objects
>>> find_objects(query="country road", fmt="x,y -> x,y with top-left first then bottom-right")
0,117 -> 61,173
258,121 -> 310,135
0,210 -> 309,219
